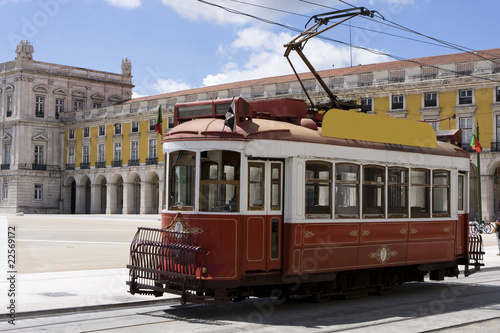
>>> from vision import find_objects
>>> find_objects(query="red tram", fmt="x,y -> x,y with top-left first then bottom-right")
127,97 -> 483,305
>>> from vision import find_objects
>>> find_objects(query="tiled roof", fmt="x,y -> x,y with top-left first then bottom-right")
126,48 -> 500,104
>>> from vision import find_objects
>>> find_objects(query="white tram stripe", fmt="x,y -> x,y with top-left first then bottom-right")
16,239 -> 129,245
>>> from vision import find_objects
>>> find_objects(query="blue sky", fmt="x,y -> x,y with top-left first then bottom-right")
0,0 -> 498,98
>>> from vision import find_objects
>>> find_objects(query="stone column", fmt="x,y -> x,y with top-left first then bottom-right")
107,183 -> 117,214
90,184 -> 101,214
75,184 -> 86,214
141,181 -> 152,214
482,175 -> 496,221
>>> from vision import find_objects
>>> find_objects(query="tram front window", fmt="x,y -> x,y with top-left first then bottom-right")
200,150 -> 240,212
169,151 -> 196,210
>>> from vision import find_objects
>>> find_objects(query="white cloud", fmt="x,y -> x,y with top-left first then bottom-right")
202,27 -> 390,86
153,78 -> 191,93
104,0 -> 141,9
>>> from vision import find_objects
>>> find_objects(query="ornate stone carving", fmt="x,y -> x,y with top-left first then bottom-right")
15,40 -> 34,60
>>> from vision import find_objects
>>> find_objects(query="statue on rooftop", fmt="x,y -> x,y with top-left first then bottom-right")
121,57 -> 132,76
15,40 -> 34,60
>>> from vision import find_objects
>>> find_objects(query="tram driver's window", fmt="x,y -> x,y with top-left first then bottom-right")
335,163 -> 359,219
362,166 -> 385,218
200,150 -> 240,212
305,161 -> 332,218
410,169 -> 430,218
432,170 -> 450,217
169,151 -> 196,211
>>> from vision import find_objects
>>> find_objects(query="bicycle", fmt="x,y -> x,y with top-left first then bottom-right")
470,219 -> 494,235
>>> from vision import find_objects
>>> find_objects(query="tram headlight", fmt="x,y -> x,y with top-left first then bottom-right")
201,267 -> 208,276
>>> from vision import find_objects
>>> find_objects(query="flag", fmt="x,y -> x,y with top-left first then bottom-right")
155,105 -> 163,136
224,98 -> 236,132
470,133 -> 482,153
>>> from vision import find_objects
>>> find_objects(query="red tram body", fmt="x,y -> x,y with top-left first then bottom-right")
127,97 -> 483,305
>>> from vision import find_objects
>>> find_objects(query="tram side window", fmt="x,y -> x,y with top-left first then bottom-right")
432,170 -> 450,217
305,161 -> 332,218
248,162 -> 264,210
335,163 -> 359,219
169,151 -> 196,210
410,169 -> 430,218
363,166 -> 385,218
200,150 -> 240,212
388,167 -> 409,218
458,173 -> 465,211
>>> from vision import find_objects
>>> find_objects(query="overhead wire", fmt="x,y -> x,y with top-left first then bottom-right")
197,0 -> 500,84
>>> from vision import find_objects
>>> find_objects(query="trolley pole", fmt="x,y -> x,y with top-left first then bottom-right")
476,122 -> 482,223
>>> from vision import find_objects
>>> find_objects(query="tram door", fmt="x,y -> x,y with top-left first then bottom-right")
247,160 -> 283,272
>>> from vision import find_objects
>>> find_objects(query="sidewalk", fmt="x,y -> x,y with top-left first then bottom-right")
11,268 -> 178,314
4,237 -> 500,315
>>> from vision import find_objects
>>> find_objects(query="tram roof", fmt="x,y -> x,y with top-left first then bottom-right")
163,116 -> 469,159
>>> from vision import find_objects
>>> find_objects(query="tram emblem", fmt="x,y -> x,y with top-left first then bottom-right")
168,214 -> 204,235
369,245 -> 398,264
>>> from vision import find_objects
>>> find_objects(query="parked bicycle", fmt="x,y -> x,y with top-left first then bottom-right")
470,219 -> 494,235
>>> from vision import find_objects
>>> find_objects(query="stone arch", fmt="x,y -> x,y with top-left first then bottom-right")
144,170 -> 161,214
124,172 -> 141,214
107,173 -> 124,214
93,174 -> 107,214
63,176 -> 76,214
76,175 -> 91,214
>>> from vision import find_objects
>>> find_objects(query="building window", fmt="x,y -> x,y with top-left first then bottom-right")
68,129 -> 75,140
34,184 -> 43,201
149,139 -> 157,158
114,123 -> 122,135
131,141 -> 139,160
459,89 -> 473,105
392,95 -> 404,110
361,98 -> 373,112
34,145 -> 44,165
73,100 -> 83,111
305,161 -> 332,219
83,127 -> 90,138
335,163 -> 359,219
2,183 -> 8,200
93,102 -> 102,108
496,87 -> 500,103
3,144 -> 11,165
68,147 -> 75,164
35,96 -> 45,117
6,96 -> 12,117
131,121 -> 139,133
82,145 -> 89,163
55,98 -> 64,118
114,142 -> 122,162
98,144 -> 105,162
459,117 -> 473,149
149,119 -> 156,131
98,125 -> 105,136
167,117 -> 174,131
424,92 -> 437,107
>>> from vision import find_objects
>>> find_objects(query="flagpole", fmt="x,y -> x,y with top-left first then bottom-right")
476,121 -> 482,223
